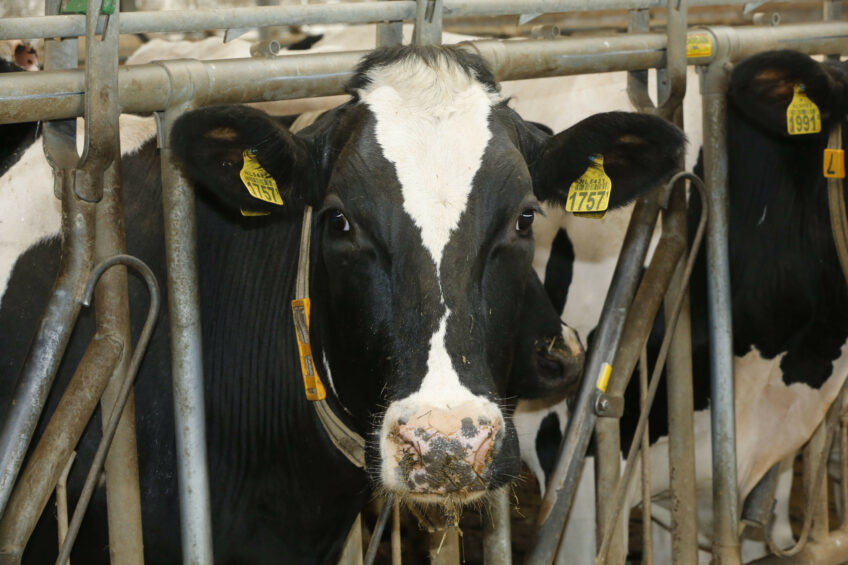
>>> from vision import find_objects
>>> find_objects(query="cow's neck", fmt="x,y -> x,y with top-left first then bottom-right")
194,199 -> 368,554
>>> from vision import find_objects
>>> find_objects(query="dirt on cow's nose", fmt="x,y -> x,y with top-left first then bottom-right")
388,403 -> 502,497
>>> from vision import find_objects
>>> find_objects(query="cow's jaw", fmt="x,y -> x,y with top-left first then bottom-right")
357,53 -> 509,502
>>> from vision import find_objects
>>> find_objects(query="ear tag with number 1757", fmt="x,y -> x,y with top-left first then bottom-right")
565,154 -> 612,219
240,149 -> 284,205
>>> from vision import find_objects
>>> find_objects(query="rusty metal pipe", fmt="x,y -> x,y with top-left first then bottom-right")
595,173 -> 708,564
55,254 -> 160,565
593,198 -> 686,565
0,170 -> 95,527
0,335 -> 122,563
528,191 -> 662,565
661,175 -> 698,565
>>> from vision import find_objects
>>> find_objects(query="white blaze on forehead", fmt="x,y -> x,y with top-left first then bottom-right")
362,55 -> 506,488
358,55 -> 500,272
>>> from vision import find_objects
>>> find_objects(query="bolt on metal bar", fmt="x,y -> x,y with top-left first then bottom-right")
56,254 -> 160,565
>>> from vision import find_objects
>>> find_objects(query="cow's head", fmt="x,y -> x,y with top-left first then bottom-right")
171,46 -> 683,505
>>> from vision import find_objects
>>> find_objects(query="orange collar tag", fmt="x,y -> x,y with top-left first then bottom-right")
824,148 -> 845,179
291,298 -> 326,401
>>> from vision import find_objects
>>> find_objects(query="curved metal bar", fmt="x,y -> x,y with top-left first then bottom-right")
55,255 -> 160,565
595,171 -> 709,563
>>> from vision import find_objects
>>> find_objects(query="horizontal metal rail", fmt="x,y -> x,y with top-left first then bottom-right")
2,22 -> 848,126
0,0 -> 809,40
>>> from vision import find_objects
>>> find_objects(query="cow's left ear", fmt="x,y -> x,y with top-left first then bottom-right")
728,50 -> 848,136
171,105 -> 314,216
530,112 -> 685,208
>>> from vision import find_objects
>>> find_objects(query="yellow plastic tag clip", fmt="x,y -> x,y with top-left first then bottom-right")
240,209 -> 271,217
566,155 -> 612,219
686,33 -> 713,58
240,149 -> 284,205
596,363 -> 612,392
291,298 -> 326,401
824,149 -> 845,179
786,84 -> 822,135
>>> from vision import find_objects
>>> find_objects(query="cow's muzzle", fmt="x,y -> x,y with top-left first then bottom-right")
382,401 -> 503,501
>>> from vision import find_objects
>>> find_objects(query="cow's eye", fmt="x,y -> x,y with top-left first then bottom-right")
516,209 -> 535,232
328,209 -> 351,233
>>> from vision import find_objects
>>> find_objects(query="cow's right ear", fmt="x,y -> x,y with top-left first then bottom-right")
729,50 -> 848,136
171,105 -> 314,216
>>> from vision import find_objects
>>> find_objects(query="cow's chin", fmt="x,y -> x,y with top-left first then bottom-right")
400,489 -> 489,506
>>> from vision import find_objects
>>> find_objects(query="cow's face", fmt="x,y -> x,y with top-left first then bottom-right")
171,46 -> 684,505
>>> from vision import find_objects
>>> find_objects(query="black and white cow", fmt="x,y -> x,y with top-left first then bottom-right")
537,49 -> 848,564
0,45 -> 683,563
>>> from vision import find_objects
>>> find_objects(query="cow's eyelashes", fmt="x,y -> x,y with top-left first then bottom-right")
328,209 -> 351,234
515,209 -> 535,233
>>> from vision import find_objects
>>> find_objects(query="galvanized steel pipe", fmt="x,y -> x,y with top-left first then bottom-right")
0,0 -> 813,40
483,488 -> 512,565
157,102 -> 215,564
700,29 -> 741,565
2,23 -> 848,126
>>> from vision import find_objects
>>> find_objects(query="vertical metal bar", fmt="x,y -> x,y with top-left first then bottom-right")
484,487 -> 512,565
662,173 -> 698,565
639,347 -> 652,565
377,0 -> 403,47
595,418 -> 626,564
392,499 -> 402,565
412,0 -> 442,46
804,421 -> 830,541
156,97 -> 214,564
79,0 -> 146,559
700,30 -> 742,565
528,194 -> 661,565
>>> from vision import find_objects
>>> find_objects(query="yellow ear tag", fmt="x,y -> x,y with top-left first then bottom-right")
565,155 -> 612,219
291,298 -> 327,401
240,149 -> 284,205
240,209 -> 271,217
786,84 -> 822,135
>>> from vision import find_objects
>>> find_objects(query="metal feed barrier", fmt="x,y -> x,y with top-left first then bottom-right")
0,0 -> 847,563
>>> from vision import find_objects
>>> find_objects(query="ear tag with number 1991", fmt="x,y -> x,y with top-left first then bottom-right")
786,84 -> 821,135
565,154 -> 612,219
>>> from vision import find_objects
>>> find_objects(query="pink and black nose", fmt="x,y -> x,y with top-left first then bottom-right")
382,401 -> 503,499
